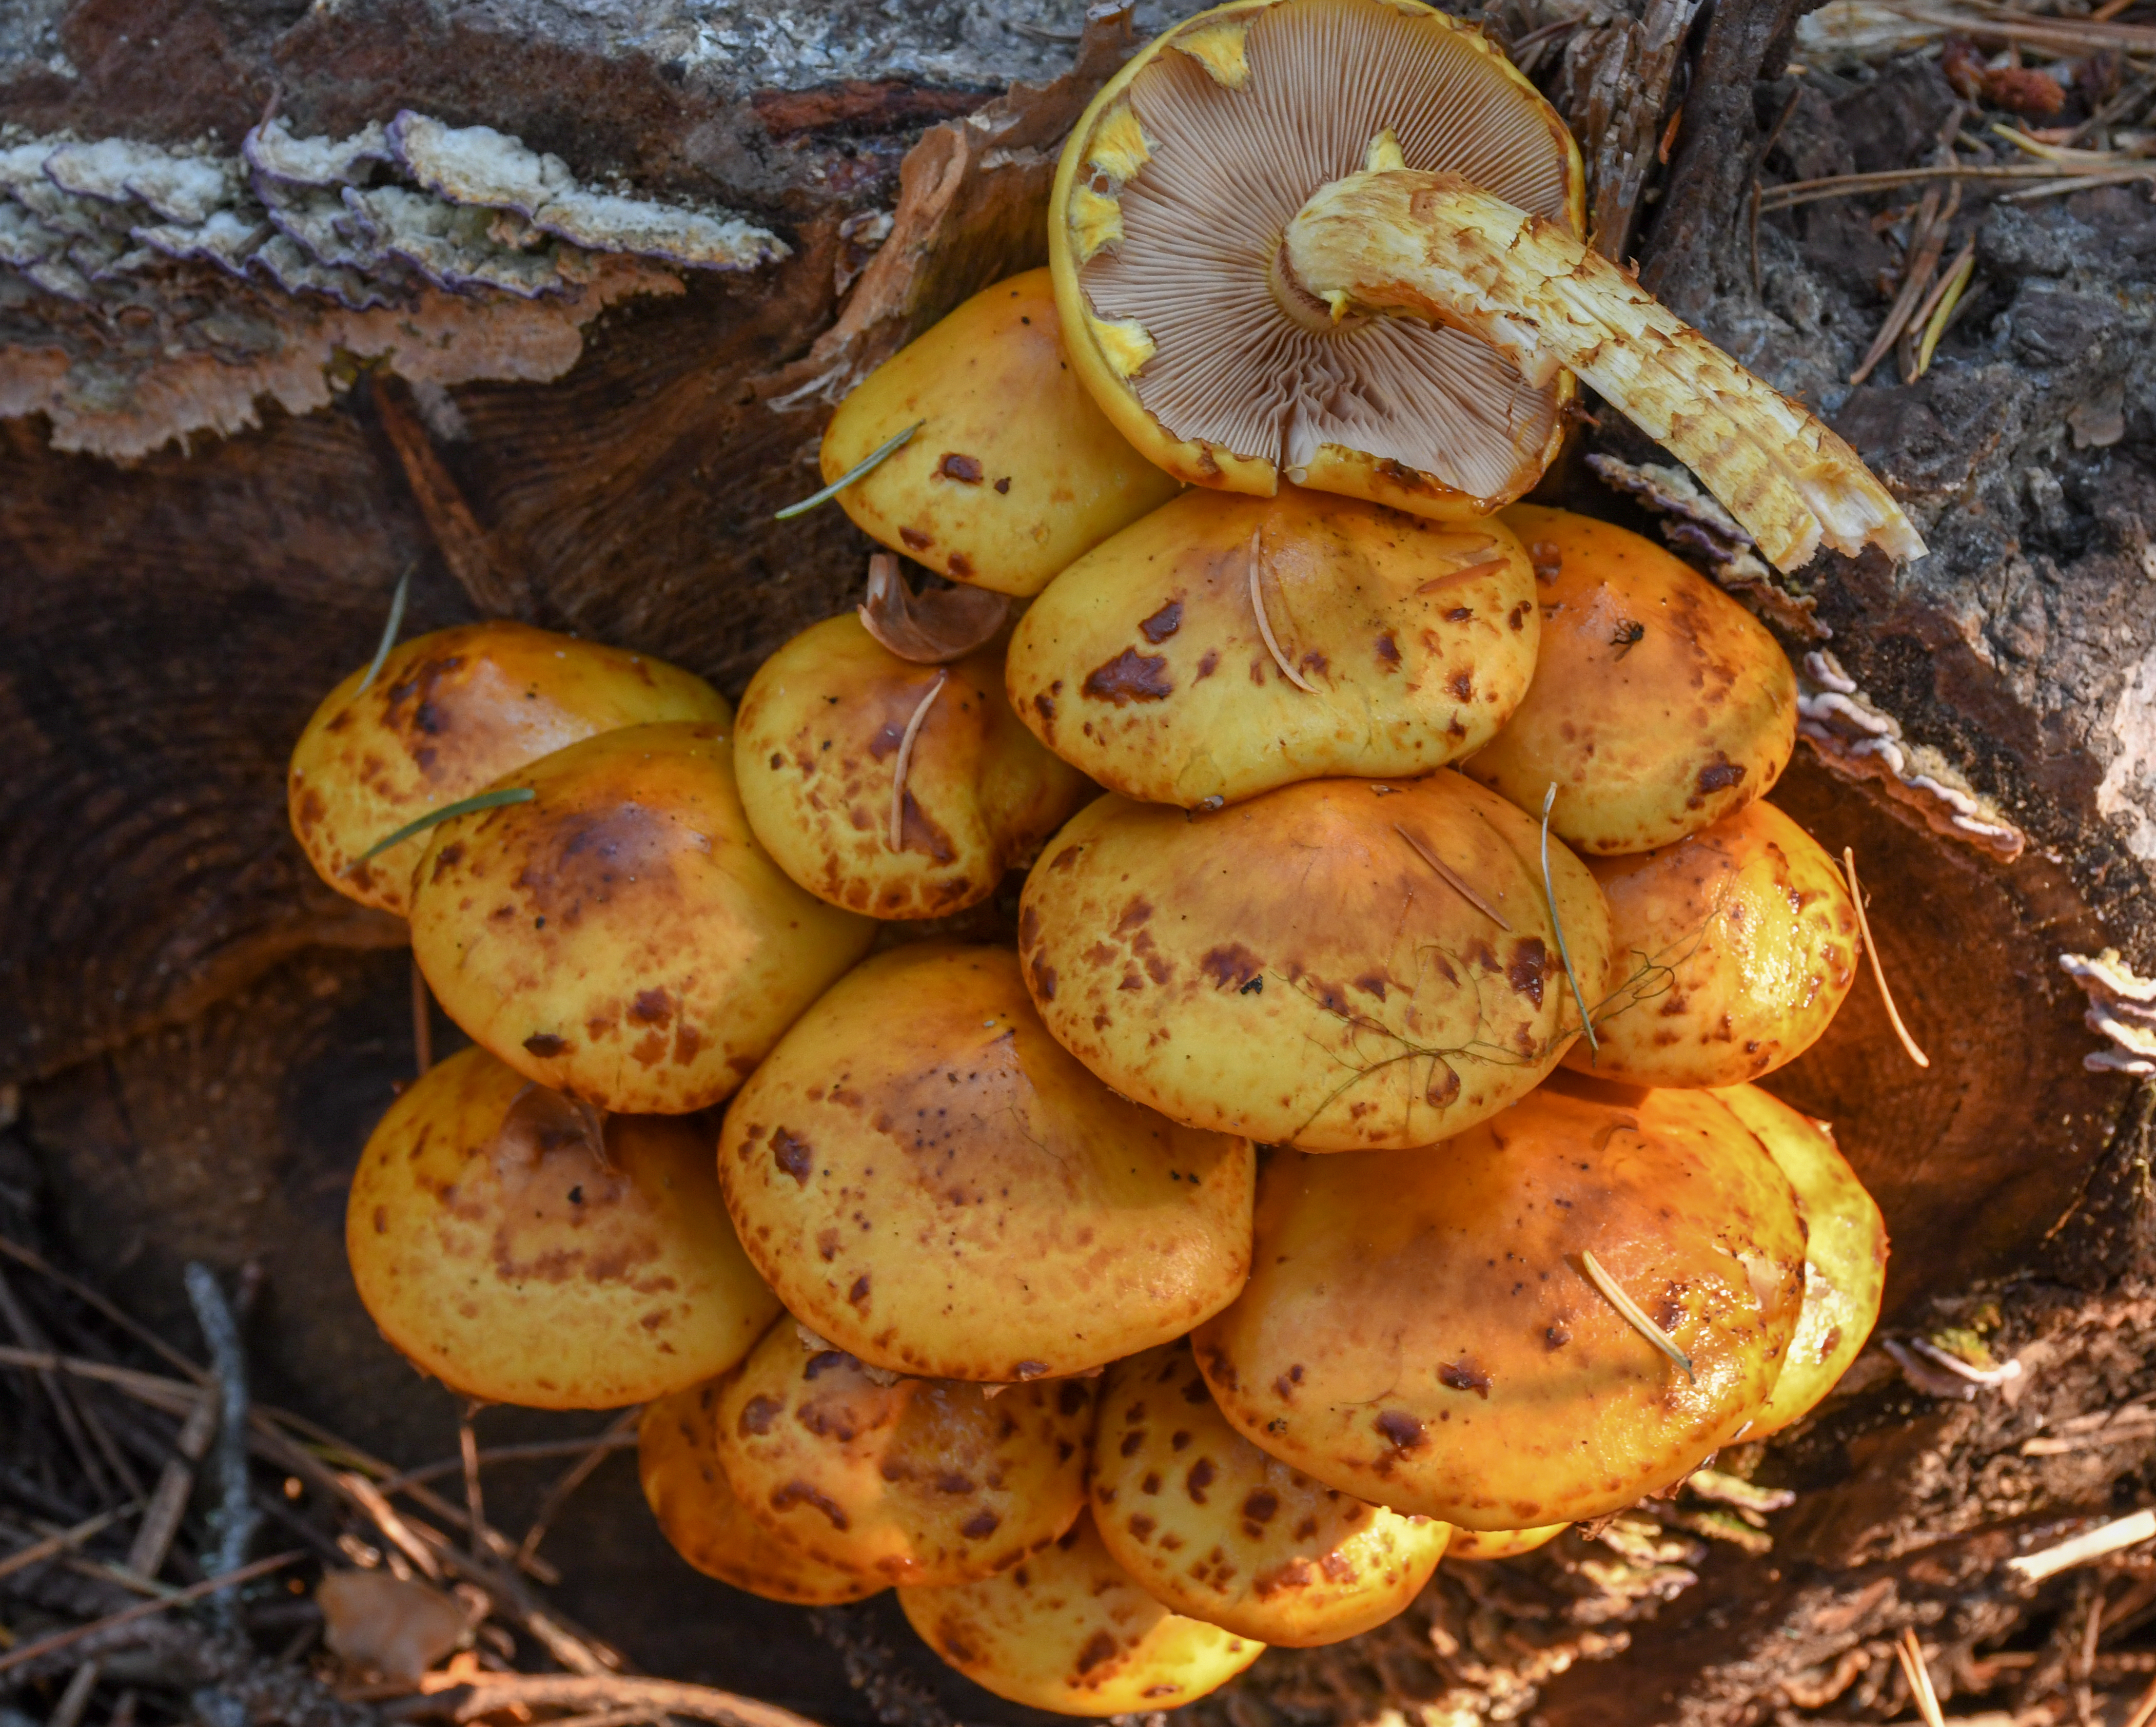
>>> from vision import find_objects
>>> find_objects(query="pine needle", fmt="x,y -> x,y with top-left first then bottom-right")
1248,530 -> 1318,693
1911,243 -> 1975,380
1895,1628 -> 1946,1727
1842,845 -> 1930,1068
1540,783 -> 1598,1057
774,420 -> 924,520
355,786 -> 535,863
356,565 -> 413,695
889,670 -> 948,850
1394,824 -> 1511,929
1581,1249 -> 1695,1385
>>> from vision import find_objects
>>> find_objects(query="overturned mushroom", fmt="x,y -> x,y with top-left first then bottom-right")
821,268 -> 1182,596
1091,1341 -> 1448,1645
1192,1070 -> 1807,1527
859,554 -> 1012,664
717,944 -> 1254,1382
1052,0 -> 1924,572
288,620 -> 731,915
1007,487 -> 1538,807
899,1509 -> 1265,1715
640,1377 -> 885,1605
714,1318 -> 1093,1584
346,1046 -> 780,1408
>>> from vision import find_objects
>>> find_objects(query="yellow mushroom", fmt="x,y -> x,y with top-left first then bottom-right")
899,1509 -> 1265,1715
1712,1083 -> 1887,1438
717,943 -> 1254,1381
1465,506 -> 1798,856
734,613 -> 1092,919
345,1045 -> 778,1409
1051,0 -> 1923,572
1192,1071 -> 1807,1527
820,268 -> 1181,596
640,1376 -> 884,1605
712,1318 -> 1094,1584
288,620 -> 730,916
1007,487 -> 1538,807
1017,771 -> 1612,1150
1442,1524 -> 1566,1561
408,721 -> 874,1114
1574,800 -> 1860,1087
1091,1342 -> 1447,1645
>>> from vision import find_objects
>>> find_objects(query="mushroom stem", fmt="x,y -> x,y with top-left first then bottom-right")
1280,168 -> 1927,574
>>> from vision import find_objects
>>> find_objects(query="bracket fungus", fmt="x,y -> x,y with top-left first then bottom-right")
407,721 -> 874,1114
1007,488 -> 1539,807
1578,800 -> 1861,1088
1052,0 -> 1924,572
640,1378 -> 885,1605
819,268 -> 1181,595
734,612 -> 1091,919
899,1509 -> 1266,1715
712,1318 -> 1093,1585
1191,1073 -> 1807,1528
1017,771 -> 1613,1150
345,1046 -> 779,1409
288,621 -> 731,916
717,944 -> 1255,1383
1090,1342 -> 1449,1646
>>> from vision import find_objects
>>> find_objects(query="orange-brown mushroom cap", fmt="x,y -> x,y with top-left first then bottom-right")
346,1045 -> 779,1409
1712,1083 -> 1887,1438
1571,800 -> 1860,1088
288,621 -> 731,916
900,1509 -> 1265,1716
1466,506 -> 1797,856
735,614 -> 1092,919
1017,771 -> 1613,1150
1442,1524 -> 1566,1561
1091,1342 -> 1447,1645
1008,488 -> 1539,807
640,1376 -> 884,1605
717,944 -> 1254,1382
1192,1073 -> 1807,1527
712,1318 -> 1095,1585
1050,0 -> 1581,520
822,269 -> 1181,596
408,721 -> 874,1114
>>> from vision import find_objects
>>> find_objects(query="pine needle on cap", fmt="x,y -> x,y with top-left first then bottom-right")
354,786 -> 536,864
1395,824 -> 1511,929
1580,1249 -> 1695,1385
774,420 -> 924,521
1841,845 -> 1930,1068
357,565 -> 413,695
889,670 -> 948,850
1541,783 -> 1599,1057
1248,530 -> 1318,693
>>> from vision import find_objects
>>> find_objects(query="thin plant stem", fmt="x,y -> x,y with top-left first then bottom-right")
356,565 -> 413,695
773,420 -> 923,520
356,786 -> 535,863
1540,784 -> 1599,1057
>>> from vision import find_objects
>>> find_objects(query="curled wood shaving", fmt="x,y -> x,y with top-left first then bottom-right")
857,553 -> 1008,663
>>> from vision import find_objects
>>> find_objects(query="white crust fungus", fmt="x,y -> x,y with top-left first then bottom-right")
2057,950 -> 2156,1077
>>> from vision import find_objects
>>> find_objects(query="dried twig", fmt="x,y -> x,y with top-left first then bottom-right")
184,1264 -> 259,1619
126,1388 -> 217,1580
1395,824 -> 1512,929
50,1662 -> 102,1727
888,670 -> 948,850
0,1263 -> 133,1504
0,1501 -> 139,1584
459,1403 -> 486,1562
1750,86 -> 1805,296
1842,845 -> 1930,1068
0,1238 -> 208,1384
2010,1511 -> 2156,1584
447,1674 -> 822,1727
518,1410 -> 642,1569
0,1549 -> 304,1677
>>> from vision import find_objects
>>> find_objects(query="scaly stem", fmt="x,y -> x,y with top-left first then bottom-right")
1281,167 -> 1927,574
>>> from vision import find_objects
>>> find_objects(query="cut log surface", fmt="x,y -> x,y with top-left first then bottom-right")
4,0 -> 2156,1723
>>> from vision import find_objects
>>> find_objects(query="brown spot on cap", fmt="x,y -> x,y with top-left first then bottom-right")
738,1395 -> 782,1436
1506,938 -> 1547,1009
1439,1360 -> 1492,1399
959,1508 -> 1000,1539
1376,1409 -> 1426,1450
628,988 -> 673,1026
1242,1489 -> 1279,1524
1074,1630 -> 1119,1676
938,453 -> 984,483
1186,1458 -> 1217,1502
1694,754 -> 1747,800
770,1480 -> 850,1529
1083,648 -> 1174,705
1140,599 -> 1184,643
772,1129 -> 813,1186
899,527 -> 932,551
1199,943 -> 1263,991
523,1034 -> 567,1058
1375,633 -> 1401,668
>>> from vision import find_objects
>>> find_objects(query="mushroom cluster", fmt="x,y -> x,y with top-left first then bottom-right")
292,0 -> 1911,1713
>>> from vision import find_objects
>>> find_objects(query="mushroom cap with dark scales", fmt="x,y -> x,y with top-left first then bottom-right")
1465,506 -> 1797,856
639,1376 -> 885,1605
713,1318 -> 1094,1585
1007,487 -> 1538,808
1091,1341 -> 1447,1645
898,1508 -> 1266,1716
288,621 -> 731,917
716,944 -> 1254,1382
1191,1072 -> 1807,1527
1017,771 -> 1613,1151
408,721 -> 874,1115
1570,800 -> 1860,1088
1050,0 -> 1581,520
345,1045 -> 779,1410
823,269 -> 1181,597
1712,1083 -> 1887,1439
734,614 -> 1093,920
1442,1523 -> 1566,1560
